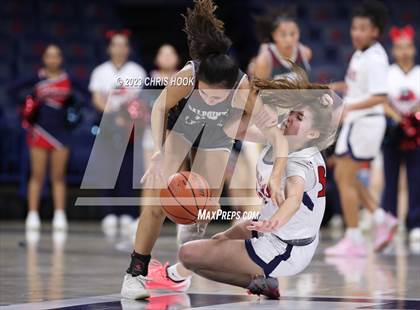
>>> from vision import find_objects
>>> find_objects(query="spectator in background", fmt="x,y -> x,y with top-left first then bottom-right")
149,44 -> 180,83
9,44 -> 84,231
253,7 -> 312,79
88,30 -> 146,237
383,25 -> 420,244
143,44 -> 180,165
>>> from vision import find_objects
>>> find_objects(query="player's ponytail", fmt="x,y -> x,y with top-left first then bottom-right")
253,62 -> 329,108
253,62 -> 337,151
183,0 -> 238,89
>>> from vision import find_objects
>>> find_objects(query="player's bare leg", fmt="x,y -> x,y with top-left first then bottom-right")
121,132 -> 190,299
179,238 -> 280,298
335,156 -> 361,228
26,147 -> 49,230
134,132 -> 190,254
50,147 -> 70,231
153,148 -> 230,284
180,239 -> 263,286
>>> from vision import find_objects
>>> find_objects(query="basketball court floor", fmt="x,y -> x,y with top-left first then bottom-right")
1,222 -> 419,309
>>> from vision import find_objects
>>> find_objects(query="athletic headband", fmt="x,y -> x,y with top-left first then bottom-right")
105,29 -> 132,40
389,25 -> 415,43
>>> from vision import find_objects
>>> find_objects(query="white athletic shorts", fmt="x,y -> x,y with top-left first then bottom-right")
335,114 -> 386,161
245,233 -> 319,278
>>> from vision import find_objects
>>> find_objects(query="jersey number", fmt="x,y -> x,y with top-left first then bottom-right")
317,166 -> 326,198
303,165 -> 326,211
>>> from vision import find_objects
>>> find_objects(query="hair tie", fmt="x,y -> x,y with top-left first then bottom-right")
320,94 -> 333,107
105,29 -> 132,40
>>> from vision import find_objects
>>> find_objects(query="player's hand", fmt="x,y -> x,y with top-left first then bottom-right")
140,151 -> 165,188
268,175 -> 284,208
254,104 -> 278,129
246,219 -> 281,233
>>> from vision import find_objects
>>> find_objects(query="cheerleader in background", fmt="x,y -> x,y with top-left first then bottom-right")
144,44 -> 181,167
9,44 -> 87,231
253,7 -> 312,80
149,44 -> 180,83
383,25 -> 420,243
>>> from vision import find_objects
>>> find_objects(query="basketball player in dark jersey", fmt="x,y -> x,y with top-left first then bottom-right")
254,8 -> 312,79
121,0 -> 290,300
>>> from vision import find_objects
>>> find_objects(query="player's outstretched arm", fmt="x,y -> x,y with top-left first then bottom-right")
247,176 -> 304,233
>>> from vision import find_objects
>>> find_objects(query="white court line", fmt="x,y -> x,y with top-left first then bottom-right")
0,294 -> 121,310
1,292 -> 419,310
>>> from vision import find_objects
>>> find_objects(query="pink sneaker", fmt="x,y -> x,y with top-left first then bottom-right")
324,237 -> 367,257
374,213 -> 398,252
146,259 -> 191,292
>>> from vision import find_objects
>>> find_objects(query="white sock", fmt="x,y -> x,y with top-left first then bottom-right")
373,208 -> 385,224
345,228 -> 363,244
54,210 -> 66,218
166,264 -> 188,282
28,210 -> 38,216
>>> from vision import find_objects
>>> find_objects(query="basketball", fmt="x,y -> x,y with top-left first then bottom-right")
160,171 -> 210,224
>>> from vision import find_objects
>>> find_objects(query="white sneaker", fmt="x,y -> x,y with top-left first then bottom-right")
52,210 -> 68,231
409,228 -> 420,243
102,214 -> 118,236
25,211 -> 41,231
119,215 -> 134,237
121,273 -> 150,300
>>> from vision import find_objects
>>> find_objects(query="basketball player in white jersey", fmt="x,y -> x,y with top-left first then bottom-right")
326,0 -> 397,257
178,69 -> 340,299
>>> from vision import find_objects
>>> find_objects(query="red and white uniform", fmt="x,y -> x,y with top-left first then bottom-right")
28,71 -> 72,150
387,64 -> 420,115
335,42 -> 389,160
245,146 -> 326,277
89,60 -> 146,111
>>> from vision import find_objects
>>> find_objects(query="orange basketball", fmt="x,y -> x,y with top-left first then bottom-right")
160,171 -> 210,224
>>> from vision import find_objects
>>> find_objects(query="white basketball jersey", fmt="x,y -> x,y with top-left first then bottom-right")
256,146 -> 326,240
387,64 -> 420,115
344,42 -> 389,122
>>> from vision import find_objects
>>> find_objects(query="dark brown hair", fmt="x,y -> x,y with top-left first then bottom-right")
254,5 -> 298,43
183,0 -> 238,88
352,0 -> 388,35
